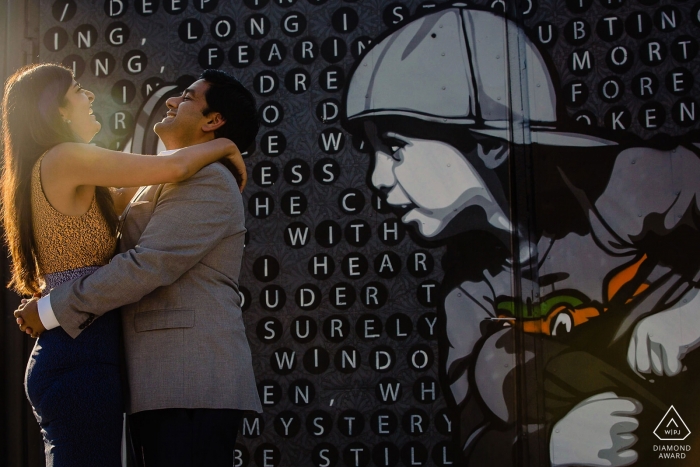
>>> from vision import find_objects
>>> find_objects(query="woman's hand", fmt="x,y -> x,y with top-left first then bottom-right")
223,142 -> 247,192
15,298 -> 45,338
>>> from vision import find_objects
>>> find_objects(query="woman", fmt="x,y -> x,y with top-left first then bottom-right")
1,63 -> 245,466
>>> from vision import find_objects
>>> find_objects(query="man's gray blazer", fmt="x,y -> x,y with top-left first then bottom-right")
50,162 -> 262,415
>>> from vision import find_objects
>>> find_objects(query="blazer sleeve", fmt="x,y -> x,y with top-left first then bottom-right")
50,164 -> 240,338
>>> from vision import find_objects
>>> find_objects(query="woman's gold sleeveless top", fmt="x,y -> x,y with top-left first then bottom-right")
30,154 -> 116,276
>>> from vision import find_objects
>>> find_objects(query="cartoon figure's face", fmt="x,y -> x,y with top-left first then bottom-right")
364,122 -> 511,238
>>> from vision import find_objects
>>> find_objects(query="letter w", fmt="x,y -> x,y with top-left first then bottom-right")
287,226 -> 309,246
274,350 -> 296,370
320,131 -> 343,151
378,382 -> 401,402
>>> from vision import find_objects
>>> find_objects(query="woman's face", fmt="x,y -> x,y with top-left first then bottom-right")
59,80 -> 100,142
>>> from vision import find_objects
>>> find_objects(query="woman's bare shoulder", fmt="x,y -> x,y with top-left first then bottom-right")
41,142 -> 93,172
43,142 -> 84,159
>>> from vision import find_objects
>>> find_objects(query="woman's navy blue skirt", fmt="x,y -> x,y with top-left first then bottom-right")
25,304 -> 123,467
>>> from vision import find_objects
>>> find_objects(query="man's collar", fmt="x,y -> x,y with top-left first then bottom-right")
158,148 -> 182,156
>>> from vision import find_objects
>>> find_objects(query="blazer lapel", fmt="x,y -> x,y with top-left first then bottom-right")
118,184 -> 162,252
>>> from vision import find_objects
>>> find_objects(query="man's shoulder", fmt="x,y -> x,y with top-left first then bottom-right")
153,162 -> 241,217
172,162 -> 239,194
195,161 -> 236,182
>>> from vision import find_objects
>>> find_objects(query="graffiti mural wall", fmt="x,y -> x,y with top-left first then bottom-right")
38,0 -> 699,465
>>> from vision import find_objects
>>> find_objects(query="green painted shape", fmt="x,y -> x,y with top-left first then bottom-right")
496,295 -> 585,319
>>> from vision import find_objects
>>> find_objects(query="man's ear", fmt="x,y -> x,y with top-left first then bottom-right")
202,112 -> 226,134
476,139 -> 509,169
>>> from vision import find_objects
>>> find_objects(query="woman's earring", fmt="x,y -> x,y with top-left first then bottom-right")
65,119 -> 72,124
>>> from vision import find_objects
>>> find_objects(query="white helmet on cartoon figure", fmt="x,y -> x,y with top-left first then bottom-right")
345,4 -> 614,147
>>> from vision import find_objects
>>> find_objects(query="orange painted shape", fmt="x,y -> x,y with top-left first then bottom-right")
571,306 -> 600,326
634,283 -> 650,296
625,283 -> 650,304
607,254 -> 647,301
523,320 -> 543,334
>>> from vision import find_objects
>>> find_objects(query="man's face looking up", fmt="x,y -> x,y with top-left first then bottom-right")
363,121 -> 512,239
154,79 -> 214,149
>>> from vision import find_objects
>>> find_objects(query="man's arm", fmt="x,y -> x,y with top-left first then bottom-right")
47,164 -> 238,338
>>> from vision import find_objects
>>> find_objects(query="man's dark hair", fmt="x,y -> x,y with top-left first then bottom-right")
200,69 -> 259,152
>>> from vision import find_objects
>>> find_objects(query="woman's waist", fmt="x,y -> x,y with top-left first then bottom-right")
41,265 -> 102,294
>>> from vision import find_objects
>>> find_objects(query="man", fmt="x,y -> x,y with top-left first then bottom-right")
16,69 -> 262,466
343,6 -> 700,466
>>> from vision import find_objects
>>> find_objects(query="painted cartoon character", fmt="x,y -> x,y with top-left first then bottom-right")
343,5 -> 700,466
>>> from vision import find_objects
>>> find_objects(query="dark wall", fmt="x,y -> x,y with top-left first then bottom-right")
1,2 -> 46,467
3,0 -> 700,466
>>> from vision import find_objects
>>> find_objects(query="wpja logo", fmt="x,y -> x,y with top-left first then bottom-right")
654,406 -> 691,441
653,406 -> 692,460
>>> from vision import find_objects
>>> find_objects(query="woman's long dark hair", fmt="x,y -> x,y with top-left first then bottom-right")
1,64 -> 117,295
